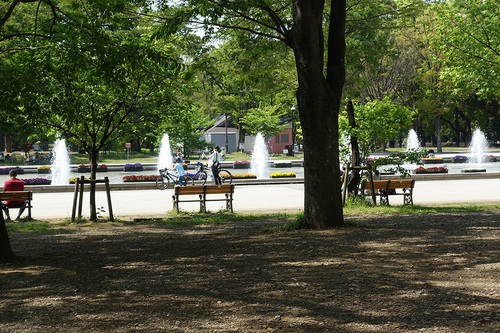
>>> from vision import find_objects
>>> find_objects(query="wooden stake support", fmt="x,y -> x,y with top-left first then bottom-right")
71,176 -> 114,222
341,164 -> 375,206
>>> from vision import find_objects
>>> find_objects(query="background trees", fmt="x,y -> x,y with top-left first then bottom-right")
434,0 -> 500,100
0,0 -> 498,229
1,0 -> 187,220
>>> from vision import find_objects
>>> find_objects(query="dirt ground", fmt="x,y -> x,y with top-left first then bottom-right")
0,211 -> 499,332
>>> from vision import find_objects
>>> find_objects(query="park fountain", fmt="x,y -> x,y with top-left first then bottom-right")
50,138 -> 71,185
251,132 -> 270,179
468,129 -> 488,166
157,133 -> 173,173
406,129 -> 421,151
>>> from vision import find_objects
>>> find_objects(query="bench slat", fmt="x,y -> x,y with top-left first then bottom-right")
0,191 -> 33,201
361,180 -> 390,190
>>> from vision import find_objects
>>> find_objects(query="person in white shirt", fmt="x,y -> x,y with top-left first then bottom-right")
209,146 -> 222,185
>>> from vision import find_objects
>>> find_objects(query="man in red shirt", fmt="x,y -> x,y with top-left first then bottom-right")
2,169 -> 26,220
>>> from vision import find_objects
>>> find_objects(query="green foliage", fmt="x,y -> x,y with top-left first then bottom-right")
340,97 -> 415,158
189,29 -> 297,136
274,212 -> 309,231
344,195 -> 373,208
241,104 -> 286,137
433,0 -> 500,99
369,149 -> 424,178
5,220 -> 51,233
344,202 -> 500,216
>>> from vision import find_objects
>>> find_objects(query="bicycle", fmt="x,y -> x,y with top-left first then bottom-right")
191,152 -> 232,185
156,168 -> 186,190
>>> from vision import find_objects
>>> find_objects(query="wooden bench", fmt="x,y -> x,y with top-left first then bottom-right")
361,179 -> 415,205
388,179 -> 415,205
0,191 -> 33,220
172,184 -> 235,213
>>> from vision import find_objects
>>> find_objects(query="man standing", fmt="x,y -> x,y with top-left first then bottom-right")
2,169 -> 26,220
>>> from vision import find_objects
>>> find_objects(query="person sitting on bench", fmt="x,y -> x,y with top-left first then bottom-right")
2,169 -> 26,220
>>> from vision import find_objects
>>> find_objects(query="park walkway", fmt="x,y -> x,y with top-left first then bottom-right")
27,178 -> 500,220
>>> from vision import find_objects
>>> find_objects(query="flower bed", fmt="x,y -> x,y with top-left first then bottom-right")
233,161 -> 251,169
413,166 -> 448,174
21,178 -> 51,185
37,166 -> 51,174
274,162 -> 293,168
97,164 -> 108,172
485,155 -> 497,162
78,164 -> 108,172
421,158 -> 444,164
228,173 -> 257,179
270,172 -> 296,178
124,163 -> 143,172
0,167 -> 24,175
69,177 -> 90,184
122,175 -> 161,182
461,168 -> 486,173
77,165 -> 91,173
451,155 -> 468,163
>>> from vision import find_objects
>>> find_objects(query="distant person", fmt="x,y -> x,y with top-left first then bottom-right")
209,146 -> 222,185
176,150 -> 184,163
2,169 -> 26,220
173,157 -> 187,186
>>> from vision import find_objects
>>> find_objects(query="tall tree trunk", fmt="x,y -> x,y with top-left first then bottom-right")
436,115 -> 442,153
0,212 -> 16,262
290,0 -> 345,228
346,99 -> 361,194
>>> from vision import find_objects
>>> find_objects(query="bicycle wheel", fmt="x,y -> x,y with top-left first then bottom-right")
156,175 -> 170,190
192,171 -> 207,185
219,169 -> 233,184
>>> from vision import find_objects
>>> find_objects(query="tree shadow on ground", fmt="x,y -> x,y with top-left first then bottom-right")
0,213 -> 499,332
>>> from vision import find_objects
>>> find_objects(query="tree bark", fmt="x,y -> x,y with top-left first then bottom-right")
88,146 -> 99,221
346,99 -> 361,194
289,0 -> 345,228
0,211 -> 17,262
435,115 -> 442,153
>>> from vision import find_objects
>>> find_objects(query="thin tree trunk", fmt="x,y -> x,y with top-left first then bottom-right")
346,99 -> 361,194
436,115 -> 442,153
89,148 -> 98,221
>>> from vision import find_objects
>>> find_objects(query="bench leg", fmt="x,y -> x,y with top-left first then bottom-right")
225,194 -> 233,213
404,194 -> 413,205
172,195 -> 179,213
380,194 -> 389,206
199,194 -> 206,213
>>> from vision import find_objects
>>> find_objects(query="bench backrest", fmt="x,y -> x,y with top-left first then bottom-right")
0,191 -> 32,201
174,184 -> 234,196
174,185 -> 206,195
204,184 -> 234,195
388,179 -> 415,189
361,180 -> 390,191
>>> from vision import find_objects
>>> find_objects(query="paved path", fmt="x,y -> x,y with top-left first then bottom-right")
26,178 -> 500,220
